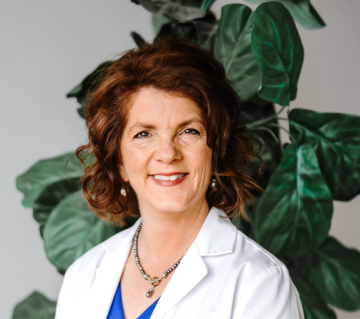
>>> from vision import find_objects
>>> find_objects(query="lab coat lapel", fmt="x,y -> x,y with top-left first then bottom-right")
151,207 -> 237,319
83,219 -> 141,319
150,242 -> 208,319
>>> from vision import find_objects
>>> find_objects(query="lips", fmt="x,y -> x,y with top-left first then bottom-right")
153,173 -> 187,181
149,173 -> 188,186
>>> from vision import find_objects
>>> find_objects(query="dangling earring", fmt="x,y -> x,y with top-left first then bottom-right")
121,188 -> 127,197
210,178 -> 217,188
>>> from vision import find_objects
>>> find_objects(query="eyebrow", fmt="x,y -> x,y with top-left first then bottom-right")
128,118 -> 204,132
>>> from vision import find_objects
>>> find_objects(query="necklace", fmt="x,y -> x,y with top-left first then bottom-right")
133,222 -> 183,298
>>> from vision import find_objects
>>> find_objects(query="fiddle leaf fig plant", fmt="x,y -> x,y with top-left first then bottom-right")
66,62 -> 113,119
11,291 -> 56,319
289,267 -> 337,319
301,236 -> 360,311
246,0 -> 326,30
14,0 -> 360,318
251,2 -> 304,106
43,190 -> 120,274
289,108 -> 360,201
214,4 -> 262,102
253,143 -> 333,259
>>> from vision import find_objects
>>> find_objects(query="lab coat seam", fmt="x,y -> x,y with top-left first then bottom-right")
239,231 -> 283,268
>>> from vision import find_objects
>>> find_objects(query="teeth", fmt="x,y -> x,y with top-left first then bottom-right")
153,174 -> 186,181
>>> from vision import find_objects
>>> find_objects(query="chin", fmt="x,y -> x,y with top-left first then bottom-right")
146,193 -> 195,214
153,200 -> 191,214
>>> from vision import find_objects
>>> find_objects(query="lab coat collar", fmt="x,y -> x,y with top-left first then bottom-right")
103,206 -> 237,256
86,206 -> 237,319
194,206 -> 237,257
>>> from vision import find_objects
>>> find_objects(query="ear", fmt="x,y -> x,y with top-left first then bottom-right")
119,163 -> 129,182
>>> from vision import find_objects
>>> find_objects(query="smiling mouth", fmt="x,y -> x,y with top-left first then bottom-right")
152,173 -> 188,181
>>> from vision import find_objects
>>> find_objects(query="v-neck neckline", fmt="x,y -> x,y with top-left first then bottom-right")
107,282 -> 160,319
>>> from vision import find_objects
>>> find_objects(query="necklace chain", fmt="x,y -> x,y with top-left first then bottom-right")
133,222 -> 183,298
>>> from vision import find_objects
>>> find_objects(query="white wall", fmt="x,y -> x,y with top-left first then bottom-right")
1,1 -> 359,318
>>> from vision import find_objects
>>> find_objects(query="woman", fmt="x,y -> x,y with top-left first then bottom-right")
55,37 -> 304,319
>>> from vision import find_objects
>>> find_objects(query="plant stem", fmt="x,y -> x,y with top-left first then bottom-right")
251,126 -> 281,145
267,123 -> 296,144
247,106 -> 286,129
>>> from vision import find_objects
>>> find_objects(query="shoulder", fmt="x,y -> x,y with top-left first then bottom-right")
229,230 -> 304,318
234,229 -> 284,270
229,229 -> 290,286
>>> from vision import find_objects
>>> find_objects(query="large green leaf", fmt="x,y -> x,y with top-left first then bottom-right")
289,108 -> 360,201
12,291 -> 56,319
253,144 -> 333,258
251,2 -> 304,106
16,152 -> 83,208
289,266 -> 337,319
138,0 -> 206,22
246,0 -> 325,30
33,178 -> 81,238
43,190 -> 118,273
67,61 -> 113,119
303,236 -> 360,311
214,4 -> 262,102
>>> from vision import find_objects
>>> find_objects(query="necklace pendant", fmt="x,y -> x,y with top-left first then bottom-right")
146,288 -> 155,298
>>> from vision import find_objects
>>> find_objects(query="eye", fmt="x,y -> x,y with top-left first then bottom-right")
134,131 -> 151,139
182,128 -> 200,135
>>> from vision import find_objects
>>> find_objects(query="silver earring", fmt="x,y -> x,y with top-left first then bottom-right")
121,188 -> 127,197
210,178 -> 216,188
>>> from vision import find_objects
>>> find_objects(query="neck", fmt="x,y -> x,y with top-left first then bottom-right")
136,200 -> 209,266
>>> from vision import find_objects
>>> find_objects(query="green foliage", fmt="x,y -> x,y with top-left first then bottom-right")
130,31 -> 146,47
301,236 -> 360,311
33,178 -> 81,238
254,144 -> 333,258
240,99 -> 282,178
214,4 -> 261,102
43,190 -> 119,274
247,0 -> 325,30
251,2 -> 304,106
138,0 -> 206,22
11,291 -> 56,319
67,62 -> 113,119
289,267 -> 337,319
16,152 -> 83,208
15,0 -> 360,317
289,108 -> 360,201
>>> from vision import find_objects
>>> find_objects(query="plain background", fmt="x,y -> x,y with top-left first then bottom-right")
1,1 -> 359,318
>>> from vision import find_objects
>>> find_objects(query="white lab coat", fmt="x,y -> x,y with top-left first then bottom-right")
55,207 -> 304,319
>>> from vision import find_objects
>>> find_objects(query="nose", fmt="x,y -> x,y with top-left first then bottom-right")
154,137 -> 182,164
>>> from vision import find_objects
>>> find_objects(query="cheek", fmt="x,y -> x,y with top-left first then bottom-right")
190,145 -> 213,182
123,146 -> 150,181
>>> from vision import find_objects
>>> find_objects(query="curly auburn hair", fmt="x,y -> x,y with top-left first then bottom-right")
76,37 -> 262,226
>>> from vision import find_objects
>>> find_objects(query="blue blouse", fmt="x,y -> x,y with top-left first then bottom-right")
107,283 -> 160,319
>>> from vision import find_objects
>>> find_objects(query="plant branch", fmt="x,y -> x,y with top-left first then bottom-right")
267,123 -> 296,144
247,106 -> 286,129
251,126 -> 281,145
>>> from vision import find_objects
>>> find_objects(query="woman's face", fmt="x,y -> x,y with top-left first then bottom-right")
120,87 -> 213,215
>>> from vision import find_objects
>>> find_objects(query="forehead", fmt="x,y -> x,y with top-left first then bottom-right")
125,87 -> 204,127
